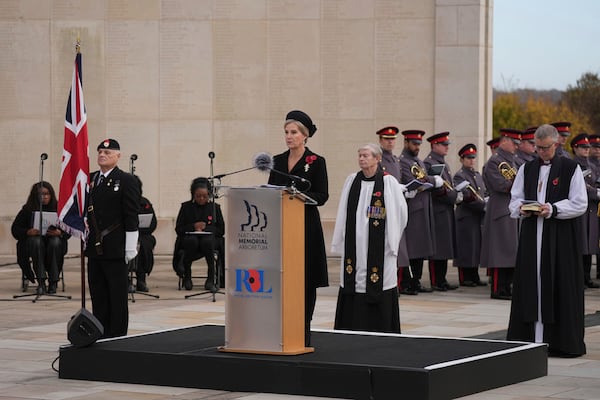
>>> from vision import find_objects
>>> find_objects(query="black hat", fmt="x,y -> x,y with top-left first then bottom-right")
376,126 -> 399,138
97,138 -> 120,151
522,126 -> 537,141
499,128 -> 522,144
286,110 -> 317,137
486,137 -> 500,149
427,131 -> 451,145
401,129 -> 425,144
571,133 -> 590,148
458,143 -> 477,158
551,121 -> 571,137
589,134 -> 600,148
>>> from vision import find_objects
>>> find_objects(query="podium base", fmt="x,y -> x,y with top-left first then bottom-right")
218,346 -> 314,356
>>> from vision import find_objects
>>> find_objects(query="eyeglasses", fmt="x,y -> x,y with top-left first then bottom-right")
535,143 -> 555,152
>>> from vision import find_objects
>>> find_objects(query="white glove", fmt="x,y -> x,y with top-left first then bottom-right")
433,175 -> 443,188
125,230 -> 139,264
456,191 -> 463,204
596,188 -> 600,199
404,189 -> 418,199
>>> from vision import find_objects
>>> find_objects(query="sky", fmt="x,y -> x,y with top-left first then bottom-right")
493,0 -> 600,91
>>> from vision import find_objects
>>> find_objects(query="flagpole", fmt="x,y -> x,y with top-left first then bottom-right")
76,37 -> 86,309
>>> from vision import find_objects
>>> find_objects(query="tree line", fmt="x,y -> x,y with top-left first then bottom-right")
493,72 -> 600,151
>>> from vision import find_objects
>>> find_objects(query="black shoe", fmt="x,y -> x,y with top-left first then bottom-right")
184,278 -> 193,291
416,285 -> 433,293
399,287 -> 418,295
460,280 -> 477,287
432,285 -> 447,292
585,280 -> 600,289
491,292 -> 511,300
442,282 -> 458,290
136,281 -> 149,292
128,283 -> 136,293
47,282 -> 57,294
36,285 -> 46,295
475,280 -> 488,286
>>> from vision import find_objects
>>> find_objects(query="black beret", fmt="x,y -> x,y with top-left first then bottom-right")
286,110 -> 317,137
97,138 -> 120,151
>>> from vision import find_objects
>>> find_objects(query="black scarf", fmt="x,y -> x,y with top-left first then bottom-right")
343,171 -> 386,303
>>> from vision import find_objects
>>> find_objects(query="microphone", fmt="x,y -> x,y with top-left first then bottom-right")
253,152 -> 273,172
253,152 -> 310,189
208,151 -> 215,159
40,153 -> 48,160
130,154 -> 138,161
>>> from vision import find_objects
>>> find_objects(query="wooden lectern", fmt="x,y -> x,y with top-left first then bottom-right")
220,186 -> 314,355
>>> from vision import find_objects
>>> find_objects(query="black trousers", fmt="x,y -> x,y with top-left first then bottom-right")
490,267 -> 514,295
399,258 -> 425,289
428,259 -> 448,287
27,235 -> 64,284
88,257 -> 129,338
305,286 -> 317,347
181,235 -> 215,282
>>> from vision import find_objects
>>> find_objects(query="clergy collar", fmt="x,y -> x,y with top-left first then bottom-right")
538,157 -> 553,166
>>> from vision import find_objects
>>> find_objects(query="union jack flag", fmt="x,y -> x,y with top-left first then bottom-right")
58,50 -> 89,239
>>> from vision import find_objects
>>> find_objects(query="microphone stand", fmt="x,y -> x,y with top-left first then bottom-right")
185,151 -> 225,302
127,154 -> 159,302
14,154 -> 71,302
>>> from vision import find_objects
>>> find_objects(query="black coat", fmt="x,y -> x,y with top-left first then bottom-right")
268,148 -> 329,289
11,204 -> 68,280
85,167 -> 140,259
172,200 -> 225,272
137,196 -> 157,275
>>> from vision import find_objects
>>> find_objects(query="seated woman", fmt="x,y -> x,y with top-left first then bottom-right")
11,181 -> 69,294
173,177 -> 224,291
132,175 -> 157,292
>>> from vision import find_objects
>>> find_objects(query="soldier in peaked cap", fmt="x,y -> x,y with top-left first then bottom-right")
376,127 -> 412,291
588,134 -> 600,279
480,129 -> 520,300
424,132 -> 460,291
397,130 -> 445,294
516,126 -> 537,167
486,137 -> 500,155
571,133 -> 600,289
551,121 -> 572,159
453,144 -> 487,287
86,138 -> 140,338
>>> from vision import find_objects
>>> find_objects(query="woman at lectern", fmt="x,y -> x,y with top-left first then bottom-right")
268,110 -> 329,347
11,181 -> 69,295
331,143 -> 408,333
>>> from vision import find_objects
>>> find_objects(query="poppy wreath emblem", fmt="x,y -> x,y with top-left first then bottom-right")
304,155 -> 317,172
552,177 -> 559,186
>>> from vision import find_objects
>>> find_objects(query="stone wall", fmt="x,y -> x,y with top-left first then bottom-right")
0,0 -> 493,256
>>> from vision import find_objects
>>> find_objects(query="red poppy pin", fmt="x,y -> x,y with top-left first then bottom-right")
374,191 -> 382,197
207,216 -> 213,223
552,177 -> 559,186
304,155 -> 317,172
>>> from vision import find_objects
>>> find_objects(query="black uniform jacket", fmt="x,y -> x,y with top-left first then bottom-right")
85,167 -> 140,260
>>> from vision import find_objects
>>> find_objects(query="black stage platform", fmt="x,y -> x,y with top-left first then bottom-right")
59,324 -> 547,400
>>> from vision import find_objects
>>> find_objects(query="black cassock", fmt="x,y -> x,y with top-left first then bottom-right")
507,156 -> 586,356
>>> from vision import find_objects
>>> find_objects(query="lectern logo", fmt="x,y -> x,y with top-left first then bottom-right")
238,200 -> 269,250
234,269 -> 273,296
240,200 -> 268,231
